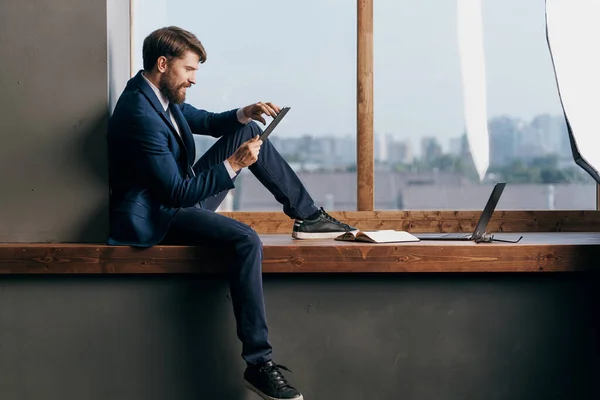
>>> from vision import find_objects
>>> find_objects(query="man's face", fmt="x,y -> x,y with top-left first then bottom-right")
158,50 -> 199,104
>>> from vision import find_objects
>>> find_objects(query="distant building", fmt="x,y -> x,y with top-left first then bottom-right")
489,116 -> 521,167
529,114 -> 570,159
421,137 -> 442,161
374,133 -> 388,163
389,138 -> 413,165
449,136 -> 463,156
270,135 -> 356,170
488,115 -> 570,167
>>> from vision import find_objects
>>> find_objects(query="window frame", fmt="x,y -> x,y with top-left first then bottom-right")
124,0 -> 600,226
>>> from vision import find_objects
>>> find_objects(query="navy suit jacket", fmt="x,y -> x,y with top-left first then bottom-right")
107,70 -> 244,247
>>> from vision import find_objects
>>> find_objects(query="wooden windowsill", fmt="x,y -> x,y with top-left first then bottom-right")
1,232 -> 599,274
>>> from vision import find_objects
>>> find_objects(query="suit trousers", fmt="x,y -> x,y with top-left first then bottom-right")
161,121 -> 317,365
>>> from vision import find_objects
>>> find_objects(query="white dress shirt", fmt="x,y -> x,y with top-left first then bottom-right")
141,73 -> 249,180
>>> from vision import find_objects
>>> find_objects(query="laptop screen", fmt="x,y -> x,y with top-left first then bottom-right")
471,182 -> 506,240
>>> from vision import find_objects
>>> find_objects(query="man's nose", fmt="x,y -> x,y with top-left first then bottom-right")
189,72 -> 196,85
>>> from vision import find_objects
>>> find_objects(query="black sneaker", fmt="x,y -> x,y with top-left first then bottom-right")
292,207 -> 358,239
244,361 -> 303,400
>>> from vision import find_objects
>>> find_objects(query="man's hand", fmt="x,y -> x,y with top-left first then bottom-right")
227,135 -> 263,172
242,102 -> 281,125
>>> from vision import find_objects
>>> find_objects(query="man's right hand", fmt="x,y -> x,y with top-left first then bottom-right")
227,135 -> 263,172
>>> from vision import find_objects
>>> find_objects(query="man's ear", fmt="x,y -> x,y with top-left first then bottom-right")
156,56 -> 168,73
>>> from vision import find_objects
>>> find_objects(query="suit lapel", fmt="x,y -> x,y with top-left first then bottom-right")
134,71 -> 177,135
133,71 -> 195,169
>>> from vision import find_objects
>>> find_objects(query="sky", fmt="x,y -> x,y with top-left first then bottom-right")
132,0 -> 564,147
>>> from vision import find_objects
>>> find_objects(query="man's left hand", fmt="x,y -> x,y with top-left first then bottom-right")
242,102 -> 281,125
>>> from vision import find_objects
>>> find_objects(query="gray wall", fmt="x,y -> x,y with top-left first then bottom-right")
0,1 -> 109,242
108,0 -> 131,114
0,275 -> 598,400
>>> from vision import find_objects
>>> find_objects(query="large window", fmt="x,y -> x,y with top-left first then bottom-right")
373,0 -> 594,211
131,0 -> 597,212
133,0 -> 356,211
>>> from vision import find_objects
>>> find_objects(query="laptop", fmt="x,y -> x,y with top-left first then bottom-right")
259,107 -> 291,141
415,182 -> 506,241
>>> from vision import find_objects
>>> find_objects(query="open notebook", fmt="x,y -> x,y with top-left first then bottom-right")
335,230 -> 420,243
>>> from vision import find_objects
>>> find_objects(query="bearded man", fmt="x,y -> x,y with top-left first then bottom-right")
107,26 -> 357,400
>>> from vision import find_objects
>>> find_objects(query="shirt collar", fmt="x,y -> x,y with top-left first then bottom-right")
142,72 -> 169,112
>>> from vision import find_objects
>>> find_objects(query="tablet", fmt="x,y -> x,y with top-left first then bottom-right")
259,107 -> 291,141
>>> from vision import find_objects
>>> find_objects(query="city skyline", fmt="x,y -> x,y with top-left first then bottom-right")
195,112 -> 572,168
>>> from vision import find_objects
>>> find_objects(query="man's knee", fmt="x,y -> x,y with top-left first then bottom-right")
238,121 -> 262,140
242,228 -> 263,249
233,226 -> 263,254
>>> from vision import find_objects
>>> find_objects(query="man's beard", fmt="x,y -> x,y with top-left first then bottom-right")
159,72 -> 189,104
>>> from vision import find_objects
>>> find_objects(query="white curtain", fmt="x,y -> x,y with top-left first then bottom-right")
457,0 -> 490,180
546,0 -> 600,183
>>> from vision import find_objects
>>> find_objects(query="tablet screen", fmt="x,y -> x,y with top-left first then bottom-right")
259,107 -> 291,140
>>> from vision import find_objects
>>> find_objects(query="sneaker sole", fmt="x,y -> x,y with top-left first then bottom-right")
292,230 -> 358,240
243,379 -> 304,400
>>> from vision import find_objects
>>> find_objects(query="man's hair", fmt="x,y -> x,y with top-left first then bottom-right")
142,26 -> 207,71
